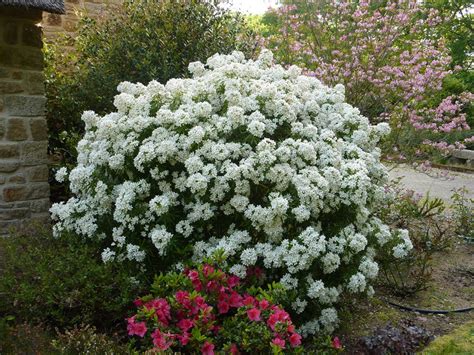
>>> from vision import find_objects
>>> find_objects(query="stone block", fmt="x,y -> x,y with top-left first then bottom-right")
28,183 -> 50,199
8,174 -> 26,184
0,207 -> 29,220
46,13 -> 62,26
0,143 -> 20,159
4,95 -> 46,116
6,117 -> 28,141
30,198 -> 50,213
2,183 -> 49,202
30,117 -> 48,141
0,46 -> 43,70
3,21 -> 18,45
0,161 -> 19,172
26,165 -> 49,182
3,186 -> 28,202
0,81 -> 23,94
22,23 -> 43,48
11,71 -> 23,80
0,68 -> 9,78
26,72 -> 45,94
452,149 -> 474,160
0,117 -> 5,138
20,141 -> 48,165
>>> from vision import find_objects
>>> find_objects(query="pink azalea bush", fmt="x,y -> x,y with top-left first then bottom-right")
127,262 -> 304,354
262,0 -> 473,158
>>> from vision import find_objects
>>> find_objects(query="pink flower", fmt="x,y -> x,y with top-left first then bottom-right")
230,344 -> 239,354
145,298 -> 171,325
332,336 -> 342,350
133,298 -> 143,307
229,292 -> 243,308
177,318 -> 194,332
201,341 -> 215,355
206,280 -> 219,292
188,270 -> 199,281
259,299 -> 270,310
218,300 -> 230,314
289,333 -> 302,347
247,308 -> 261,321
272,337 -> 286,349
202,264 -> 215,277
227,275 -> 240,288
177,332 -> 190,346
243,295 -> 256,306
127,316 -> 147,337
151,329 -> 172,350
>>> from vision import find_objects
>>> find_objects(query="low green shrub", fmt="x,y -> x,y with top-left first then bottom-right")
377,182 -> 455,295
0,319 -> 55,354
52,324 -> 129,354
0,232 -> 140,330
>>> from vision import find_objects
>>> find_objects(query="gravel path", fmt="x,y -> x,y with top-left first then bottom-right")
388,164 -> 474,201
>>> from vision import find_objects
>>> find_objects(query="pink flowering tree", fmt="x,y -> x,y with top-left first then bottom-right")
262,0 -> 473,158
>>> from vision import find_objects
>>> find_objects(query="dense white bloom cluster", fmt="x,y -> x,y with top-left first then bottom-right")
51,50 -> 410,335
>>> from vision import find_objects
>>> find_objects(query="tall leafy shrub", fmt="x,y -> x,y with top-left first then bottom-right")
45,0 -> 257,172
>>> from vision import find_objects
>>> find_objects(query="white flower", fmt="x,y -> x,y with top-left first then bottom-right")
248,120 -> 266,137
51,50 -> 407,336
55,167 -> 68,183
150,227 -> 173,256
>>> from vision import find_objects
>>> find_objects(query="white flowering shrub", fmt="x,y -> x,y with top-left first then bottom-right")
51,50 -> 411,336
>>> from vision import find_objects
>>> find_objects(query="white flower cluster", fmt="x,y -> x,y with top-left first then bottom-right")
51,50 -> 410,335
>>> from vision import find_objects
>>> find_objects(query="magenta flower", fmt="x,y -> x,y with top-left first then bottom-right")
247,308 -> 261,321
272,337 -> 286,349
201,341 -> 215,355
127,316 -> 147,337
289,333 -> 302,347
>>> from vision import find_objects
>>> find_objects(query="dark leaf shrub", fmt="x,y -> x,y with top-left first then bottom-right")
0,232 -> 141,331
355,320 -> 433,354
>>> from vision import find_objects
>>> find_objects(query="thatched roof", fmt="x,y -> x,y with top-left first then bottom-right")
0,0 -> 65,14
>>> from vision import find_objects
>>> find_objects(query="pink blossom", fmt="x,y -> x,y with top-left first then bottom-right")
259,299 -> 270,310
247,308 -> 261,321
151,329 -> 172,350
201,341 -> 215,355
177,318 -> 194,332
127,316 -> 147,337
332,336 -> 342,350
218,300 -> 230,314
289,333 -> 302,347
177,332 -> 190,346
272,337 -> 286,349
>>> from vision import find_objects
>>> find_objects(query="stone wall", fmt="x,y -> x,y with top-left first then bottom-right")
0,7 -> 50,235
42,0 -> 122,39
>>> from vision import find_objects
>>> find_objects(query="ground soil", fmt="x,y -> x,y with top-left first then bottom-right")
338,240 -> 474,353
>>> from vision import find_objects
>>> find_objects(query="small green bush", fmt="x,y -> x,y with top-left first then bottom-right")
45,0 -> 257,175
52,324 -> 129,354
0,232 -> 140,330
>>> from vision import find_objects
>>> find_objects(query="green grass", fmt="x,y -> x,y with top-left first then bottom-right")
420,321 -> 474,354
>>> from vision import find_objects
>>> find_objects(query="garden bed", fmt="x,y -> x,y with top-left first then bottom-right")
338,240 -> 473,353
